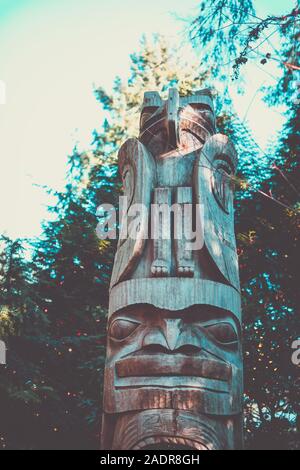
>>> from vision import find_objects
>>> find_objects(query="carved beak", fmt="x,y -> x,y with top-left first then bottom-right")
166,88 -> 180,150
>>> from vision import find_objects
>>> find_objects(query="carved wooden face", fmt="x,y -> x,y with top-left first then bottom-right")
103,304 -> 243,416
139,89 -> 215,157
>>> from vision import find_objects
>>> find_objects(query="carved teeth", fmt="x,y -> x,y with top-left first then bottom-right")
133,436 -> 208,451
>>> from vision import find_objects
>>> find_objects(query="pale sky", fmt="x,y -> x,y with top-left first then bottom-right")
0,0 -> 294,238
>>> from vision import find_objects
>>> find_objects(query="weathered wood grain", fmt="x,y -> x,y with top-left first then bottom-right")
101,88 -> 243,451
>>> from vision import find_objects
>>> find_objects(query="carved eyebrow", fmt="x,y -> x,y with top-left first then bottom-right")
213,154 -> 235,173
109,315 -> 141,324
204,320 -> 238,332
187,103 -> 214,113
187,315 -> 240,333
191,318 -> 236,328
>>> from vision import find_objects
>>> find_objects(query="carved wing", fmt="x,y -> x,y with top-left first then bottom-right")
110,138 -> 156,288
194,134 -> 240,291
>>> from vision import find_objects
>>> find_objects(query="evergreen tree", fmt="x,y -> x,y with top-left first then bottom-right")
189,0 -> 300,449
0,236 -> 52,449
0,13 -> 298,448
0,36 -> 210,449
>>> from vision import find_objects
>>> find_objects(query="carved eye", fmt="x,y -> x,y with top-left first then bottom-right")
212,158 -> 234,213
140,106 -> 159,128
122,166 -> 134,205
205,323 -> 238,346
109,318 -> 140,341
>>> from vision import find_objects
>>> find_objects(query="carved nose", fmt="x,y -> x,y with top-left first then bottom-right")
142,328 -> 169,352
173,329 -> 202,355
142,320 -> 181,353
142,321 -> 202,355
163,318 -> 181,351
167,88 -> 180,150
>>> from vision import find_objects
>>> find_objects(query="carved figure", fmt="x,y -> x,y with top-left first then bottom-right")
101,88 -> 243,451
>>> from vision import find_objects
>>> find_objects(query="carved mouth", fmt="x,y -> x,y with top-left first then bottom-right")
116,354 -> 232,382
116,354 -> 231,382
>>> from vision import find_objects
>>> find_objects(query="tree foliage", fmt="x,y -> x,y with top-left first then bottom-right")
190,0 -> 299,79
190,0 -> 300,450
0,36 -> 210,449
0,4 -> 299,449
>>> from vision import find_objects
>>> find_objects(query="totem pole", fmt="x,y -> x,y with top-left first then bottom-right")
101,88 -> 243,450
